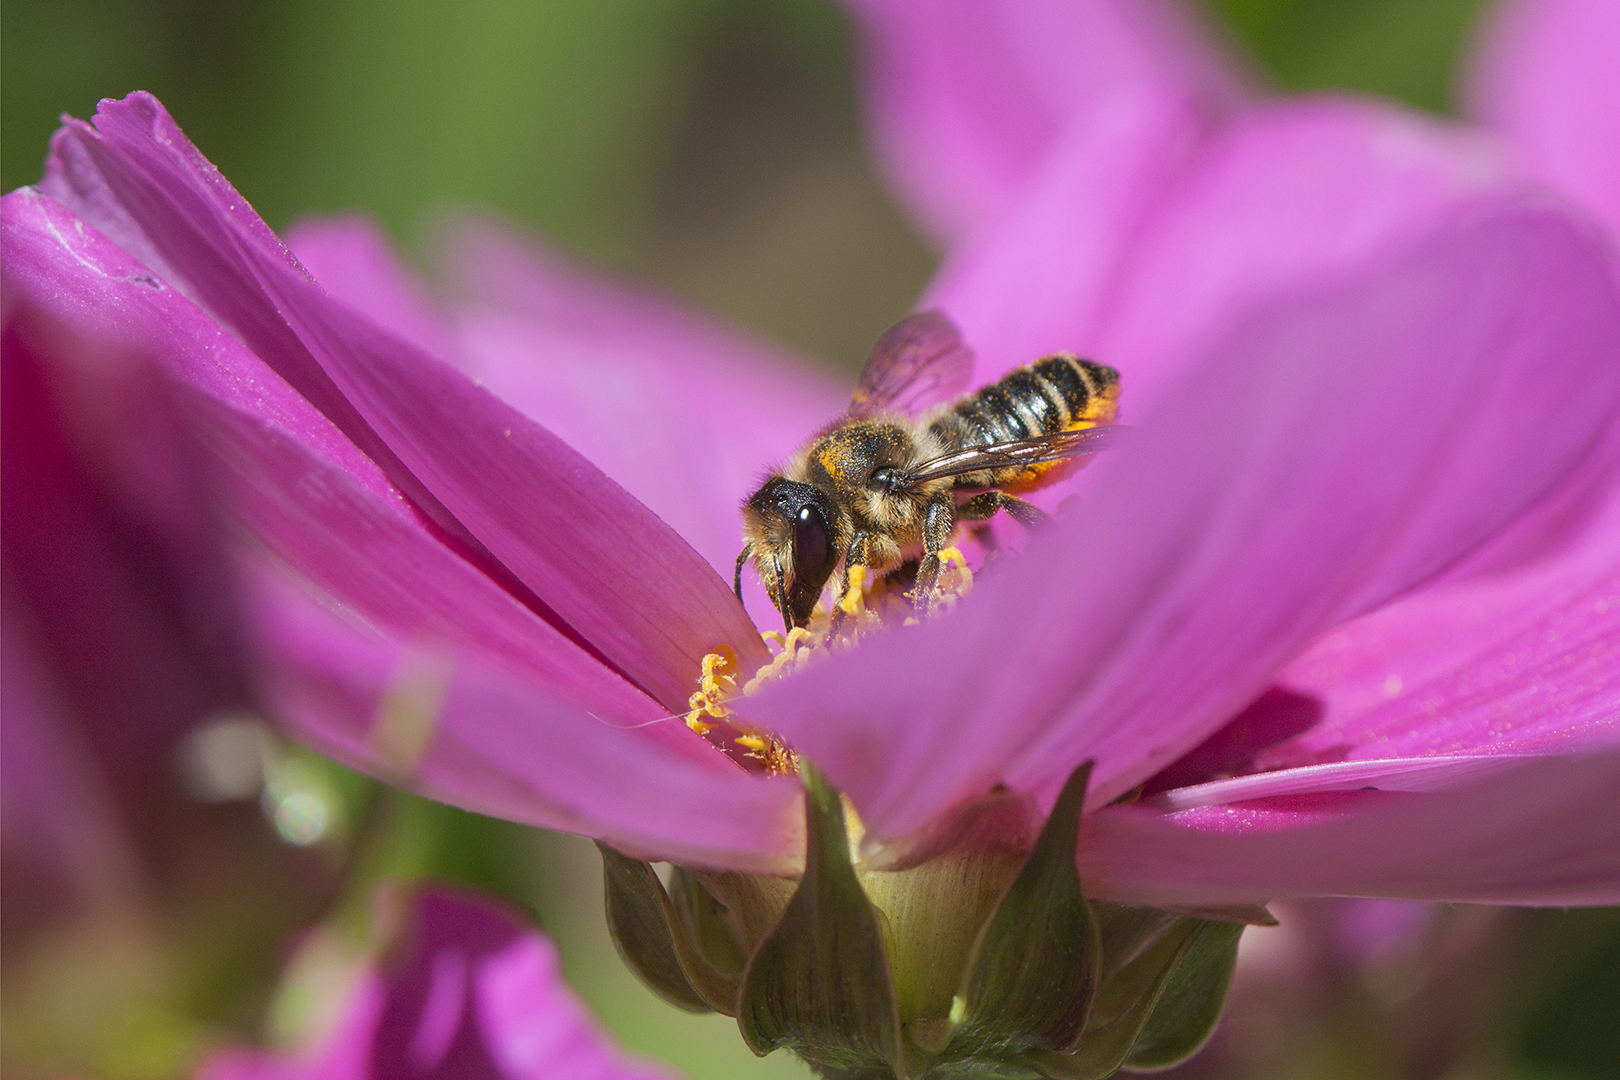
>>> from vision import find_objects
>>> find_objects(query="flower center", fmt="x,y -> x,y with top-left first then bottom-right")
687,547 -> 975,773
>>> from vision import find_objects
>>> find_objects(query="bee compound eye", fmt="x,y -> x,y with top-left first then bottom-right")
792,504 -> 833,585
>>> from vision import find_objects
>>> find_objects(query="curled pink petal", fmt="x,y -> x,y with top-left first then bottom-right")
1081,749 -> 1620,906
1468,0 -> 1620,239
199,888 -> 681,1079
38,93 -> 766,708
3,190 -> 672,735
743,198 -> 1620,844
846,0 -> 1247,244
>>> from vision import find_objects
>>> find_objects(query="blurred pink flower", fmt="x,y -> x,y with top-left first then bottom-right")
199,887 -> 678,1080
1467,0 -> 1620,242
1,306 -> 256,916
4,0 -> 1620,932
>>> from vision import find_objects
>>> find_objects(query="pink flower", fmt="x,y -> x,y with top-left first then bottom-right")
1,306 -> 256,915
198,886 -> 678,1080
5,0 -> 1620,1069
1468,0 -> 1620,243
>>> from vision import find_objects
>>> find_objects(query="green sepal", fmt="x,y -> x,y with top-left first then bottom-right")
736,763 -> 903,1073
1020,915 -> 1201,1079
668,867 -> 750,980
1089,902 -> 1184,983
950,762 -> 1100,1056
597,843 -> 711,1013
1122,918 -> 1243,1071
597,842 -> 744,1015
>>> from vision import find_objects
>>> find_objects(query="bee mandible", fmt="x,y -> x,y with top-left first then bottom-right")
736,312 -> 1123,632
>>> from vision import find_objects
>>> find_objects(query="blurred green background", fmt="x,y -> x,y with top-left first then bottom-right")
5,1 -> 1618,1079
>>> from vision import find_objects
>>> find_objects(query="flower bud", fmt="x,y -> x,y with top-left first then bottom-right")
601,763 -> 1251,1078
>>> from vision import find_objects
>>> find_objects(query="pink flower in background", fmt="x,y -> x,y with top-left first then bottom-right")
5,0 -> 1620,927
199,887 -> 679,1080
1468,0 -> 1620,242
1,306 -> 256,916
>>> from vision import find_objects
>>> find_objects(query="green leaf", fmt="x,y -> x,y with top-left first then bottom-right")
736,763 -> 902,1072
1122,918 -> 1245,1071
597,842 -> 736,1014
952,762 -> 1101,1056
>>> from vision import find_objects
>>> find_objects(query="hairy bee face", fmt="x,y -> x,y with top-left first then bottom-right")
742,476 -> 843,630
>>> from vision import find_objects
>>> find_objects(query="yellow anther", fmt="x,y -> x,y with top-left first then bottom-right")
734,733 -> 767,752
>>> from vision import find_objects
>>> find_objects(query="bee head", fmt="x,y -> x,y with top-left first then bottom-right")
741,476 -> 841,630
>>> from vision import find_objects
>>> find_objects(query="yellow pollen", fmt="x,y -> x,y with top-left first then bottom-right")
687,552 -> 977,771
839,564 -> 869,618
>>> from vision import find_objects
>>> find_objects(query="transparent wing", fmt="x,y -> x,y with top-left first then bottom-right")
900,425 -> 1130,487
847,310 -> 975,420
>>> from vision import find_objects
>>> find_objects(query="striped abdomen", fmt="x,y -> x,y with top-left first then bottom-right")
928,354 -> 1120,488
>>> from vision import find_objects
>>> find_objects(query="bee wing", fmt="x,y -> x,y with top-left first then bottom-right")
847,310 -> 975,419
899,425 -> 1130,487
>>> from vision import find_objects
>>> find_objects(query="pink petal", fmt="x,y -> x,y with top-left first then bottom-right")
39,93 -> 765,709
191,391 -> 713,765
1467,0 -> 1620,240
741,197 -> 1620,845
286,215 -> 456,359
1080,749 -> 1620,906
845,0 -> 1248,245
1259,440 -> 1620,768
1144,435 -> 1620,792
930,100 -> 1524,424
435,219 -> 847,617
921,88 -> 1210,392
254,566 -> 801,874
2,189 -> 673,741
199,888 -> 681,1079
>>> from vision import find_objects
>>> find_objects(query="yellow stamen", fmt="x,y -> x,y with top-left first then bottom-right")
690,552 -> 977,770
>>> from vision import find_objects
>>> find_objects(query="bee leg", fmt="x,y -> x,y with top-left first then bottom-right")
957,490 -> 1051,529
830,532 -> 874,632
913,497 -> 957,616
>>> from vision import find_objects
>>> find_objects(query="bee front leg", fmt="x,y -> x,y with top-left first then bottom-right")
830,532 -> 874,632
913,497 -> 958,616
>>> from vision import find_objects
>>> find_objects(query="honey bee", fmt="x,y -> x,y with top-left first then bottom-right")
736,311 -> 1123,631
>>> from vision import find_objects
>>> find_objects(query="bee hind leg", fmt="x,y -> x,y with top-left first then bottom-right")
957,490 -> 1050,529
